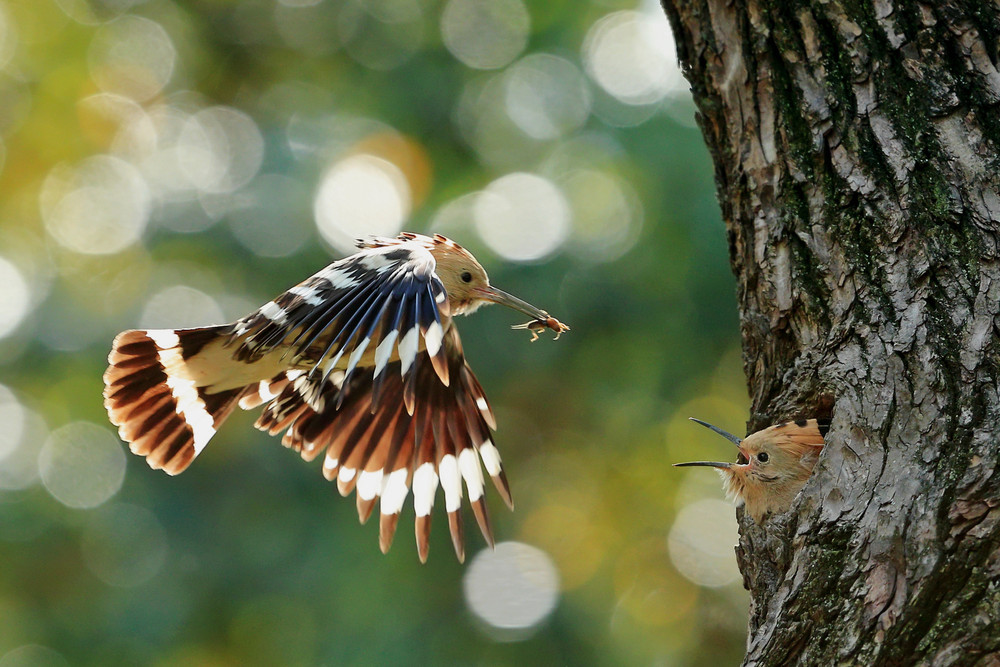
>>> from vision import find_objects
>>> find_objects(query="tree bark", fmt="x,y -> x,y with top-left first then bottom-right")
660,1 -> 1000,664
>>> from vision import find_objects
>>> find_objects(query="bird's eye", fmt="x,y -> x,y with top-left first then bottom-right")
460,271 -> 473,283
757,452 -> 769,463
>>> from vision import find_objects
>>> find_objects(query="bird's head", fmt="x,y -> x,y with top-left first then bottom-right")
425,234 -> 553,321
674,417 -> 826,522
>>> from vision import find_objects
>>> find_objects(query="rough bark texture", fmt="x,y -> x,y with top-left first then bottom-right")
660,1 -> 1000,665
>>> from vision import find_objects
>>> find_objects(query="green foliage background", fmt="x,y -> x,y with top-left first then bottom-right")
0,0 -> 753,664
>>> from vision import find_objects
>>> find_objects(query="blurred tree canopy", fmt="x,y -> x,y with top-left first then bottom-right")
0,0 -> 752,664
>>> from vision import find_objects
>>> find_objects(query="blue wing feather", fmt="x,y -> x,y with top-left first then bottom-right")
312,280 -> 389,380
231,241 -> 449,404
294,273 -> 383,358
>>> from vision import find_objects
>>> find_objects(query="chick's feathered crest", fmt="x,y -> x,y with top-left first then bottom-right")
104,232 -> 566,562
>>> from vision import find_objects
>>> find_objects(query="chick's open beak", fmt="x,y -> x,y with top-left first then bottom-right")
474,286 -> 551,320
674,418 -> 748,468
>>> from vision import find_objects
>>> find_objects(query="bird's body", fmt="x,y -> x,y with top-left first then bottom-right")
103,232 -> 567,562
675,418 -> 829,522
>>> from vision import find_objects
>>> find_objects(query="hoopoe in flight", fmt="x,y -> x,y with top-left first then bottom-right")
674,417 -> 829,522
103,233 -> 568,562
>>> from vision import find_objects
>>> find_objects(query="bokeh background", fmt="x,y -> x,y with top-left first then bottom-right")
0,0 -> 754,664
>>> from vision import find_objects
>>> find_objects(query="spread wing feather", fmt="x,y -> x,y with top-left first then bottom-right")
252,326 -> 509,562
227,241 -> 450,399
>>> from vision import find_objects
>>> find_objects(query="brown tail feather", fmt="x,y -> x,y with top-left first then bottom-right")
103,327 -> 242,475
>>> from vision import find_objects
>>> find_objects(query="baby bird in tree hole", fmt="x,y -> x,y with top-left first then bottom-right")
674,417 -> 830,522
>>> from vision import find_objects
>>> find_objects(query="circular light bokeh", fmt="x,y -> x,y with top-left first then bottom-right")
38,422 -> 126,509
88,15 -> 176,102
314,154 -> 410,252
177,106 -> 265,195
0,256 -> 30,340
454,73 -> 547,169
474,172 -> 570,262
40,154 -> 151,255
0,384 -> 24,462
504,54 -> 591,141
0,408 -> 47,492
55,0 -> 145,25
441,0 -> 529,70
139,285 -> 226,330
463,541 -> 559,637
135,103 -> 206,203
562,169 -> 643,262
583,10 -> 684,106
667,498 -> 741,588
78,93 -> 158,163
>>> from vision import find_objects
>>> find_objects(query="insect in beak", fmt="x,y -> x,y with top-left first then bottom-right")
475,286 -> 571,341
673,417 -> 748,468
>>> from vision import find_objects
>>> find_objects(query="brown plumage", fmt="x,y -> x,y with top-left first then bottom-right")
674,417 -> 828,522
103,233 -> 568,562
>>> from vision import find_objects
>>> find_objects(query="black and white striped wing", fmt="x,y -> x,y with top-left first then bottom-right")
229,240 -> 451,412
252,326 -> 511,563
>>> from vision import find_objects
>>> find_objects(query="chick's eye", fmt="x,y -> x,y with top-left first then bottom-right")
460,271 -> 473,283
757,452 -> 769,463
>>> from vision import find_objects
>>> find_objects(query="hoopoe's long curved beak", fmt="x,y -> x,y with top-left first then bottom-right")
474,286 -> 551,320
673,461 -> 733,469
674,418 -> 747,467
688,417 -> 743,446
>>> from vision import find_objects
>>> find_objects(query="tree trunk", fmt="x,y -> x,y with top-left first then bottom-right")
659,1 -> 1000,664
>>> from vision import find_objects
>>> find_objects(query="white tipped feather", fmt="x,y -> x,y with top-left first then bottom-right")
380,469 -> 409,515
259,380 -> 278,401
259,301 -> 287,324
373,329 -> 398,377
287,284 -> 325,306
478,441 -> 503,476
413,463 -> 439,517
458,447 -> 485,502
318,266 -> 361,289
439,454 -> 462,512
361,251 -> 394,271
357,470 -> 383,501
399,326 -> 419,375
146,329 -> 180,349
344,336 -> 371,377
424,321 -> 443,357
